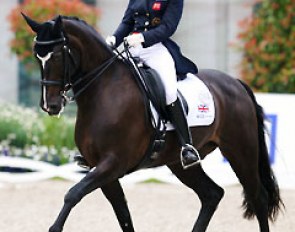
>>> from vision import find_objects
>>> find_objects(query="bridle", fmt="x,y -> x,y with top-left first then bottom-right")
34,32 -> 120,105
35,34 -> 76,101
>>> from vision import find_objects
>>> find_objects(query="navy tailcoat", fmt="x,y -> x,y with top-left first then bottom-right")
113,0 -> 198,75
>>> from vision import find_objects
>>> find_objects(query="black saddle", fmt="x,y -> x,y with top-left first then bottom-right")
139,64 -> 188,118
138,66 -> 167,119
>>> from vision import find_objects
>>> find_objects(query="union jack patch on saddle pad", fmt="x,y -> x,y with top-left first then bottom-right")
150,73 -> 215,131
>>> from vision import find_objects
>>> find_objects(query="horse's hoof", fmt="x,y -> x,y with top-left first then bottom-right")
74,155 -> 90,169
49,225 -> 62,232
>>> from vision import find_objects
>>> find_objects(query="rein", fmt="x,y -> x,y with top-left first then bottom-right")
67,54 -> 121,102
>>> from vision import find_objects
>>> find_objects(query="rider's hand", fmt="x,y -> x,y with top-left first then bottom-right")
124,33 -> 144,47
106,35 -> 116,47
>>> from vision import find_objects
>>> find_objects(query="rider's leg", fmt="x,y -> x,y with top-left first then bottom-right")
131,43 -> 177,105
132,43 -> 200,168
166,98 -> 200,168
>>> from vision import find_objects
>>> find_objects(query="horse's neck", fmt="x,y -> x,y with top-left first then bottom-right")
75,61 -> 141,121
80,44 -> 112,71
64,22 -> 142,122
65,20 -> 112,71
70,33 -> 116,108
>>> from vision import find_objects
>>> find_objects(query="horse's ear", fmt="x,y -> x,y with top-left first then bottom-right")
21,12 -> 41,33
53,15 -> 63,35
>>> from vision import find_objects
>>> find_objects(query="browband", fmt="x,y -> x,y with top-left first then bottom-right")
34,36 -> 66,45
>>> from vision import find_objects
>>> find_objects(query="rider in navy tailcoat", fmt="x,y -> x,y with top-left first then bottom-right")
107,0 -> 200,168
113,0 -> 198,76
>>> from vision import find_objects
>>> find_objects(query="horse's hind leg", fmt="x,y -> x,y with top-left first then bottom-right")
168,163 -> 224,232
101,180 -> 135,232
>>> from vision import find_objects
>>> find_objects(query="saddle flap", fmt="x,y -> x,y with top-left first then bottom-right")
139,67 -> 167,119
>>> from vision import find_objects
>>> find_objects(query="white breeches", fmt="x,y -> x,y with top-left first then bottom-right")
129,43 -> 178,105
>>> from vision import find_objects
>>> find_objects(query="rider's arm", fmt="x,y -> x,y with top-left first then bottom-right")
113,0 -> 135,47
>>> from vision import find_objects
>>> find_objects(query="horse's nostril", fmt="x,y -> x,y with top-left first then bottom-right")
48,103 -> 60,113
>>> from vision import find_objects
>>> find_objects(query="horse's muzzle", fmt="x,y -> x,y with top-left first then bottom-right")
46,98 -> 66,116
47,104 -> 62,116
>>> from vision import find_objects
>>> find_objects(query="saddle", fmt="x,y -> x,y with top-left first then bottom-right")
138,65 -> 168,120
125,57 -> 191,172
134,58 -> 188,121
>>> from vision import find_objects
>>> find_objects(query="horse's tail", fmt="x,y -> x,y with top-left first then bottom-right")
238,80 -> 284,221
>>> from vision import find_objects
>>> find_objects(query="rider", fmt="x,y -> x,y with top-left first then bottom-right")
106,0 -> 200,169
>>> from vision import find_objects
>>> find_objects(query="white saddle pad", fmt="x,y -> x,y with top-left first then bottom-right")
151,73 -> 215,131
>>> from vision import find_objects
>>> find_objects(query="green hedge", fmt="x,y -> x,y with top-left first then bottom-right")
0,101 -> 77,164
238,0 -> 295,92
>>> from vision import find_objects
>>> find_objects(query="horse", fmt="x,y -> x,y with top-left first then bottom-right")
22,14 -> 283,232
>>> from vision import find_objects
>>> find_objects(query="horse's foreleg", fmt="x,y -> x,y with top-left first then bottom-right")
49,158 -> 121,232
101,180 -> 135,232
168,162 -> 224,232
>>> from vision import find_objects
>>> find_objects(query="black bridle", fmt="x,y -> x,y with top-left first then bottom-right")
35,34 -> 75,95
34,34 -> 121,104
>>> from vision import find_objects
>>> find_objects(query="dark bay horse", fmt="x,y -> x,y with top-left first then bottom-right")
22,14 -> 283,232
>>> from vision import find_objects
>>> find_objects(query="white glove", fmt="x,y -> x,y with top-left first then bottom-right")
124,33 -> 144,47
106,35 -> 116,47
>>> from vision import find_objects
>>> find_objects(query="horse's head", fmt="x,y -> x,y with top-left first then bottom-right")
23,13 -> 118,116
23,13 -> 77,116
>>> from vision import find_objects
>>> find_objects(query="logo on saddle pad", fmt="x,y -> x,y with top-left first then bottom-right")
198,104 -> 209,113
150,73 -> 215,131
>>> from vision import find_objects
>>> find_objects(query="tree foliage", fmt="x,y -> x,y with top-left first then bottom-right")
238,0 -> 295,92
8,0 -> 100,64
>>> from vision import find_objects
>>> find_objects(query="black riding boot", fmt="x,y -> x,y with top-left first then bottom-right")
166,98 -> 200,169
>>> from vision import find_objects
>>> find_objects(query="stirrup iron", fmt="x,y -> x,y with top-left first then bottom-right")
180,144 -> 201,169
